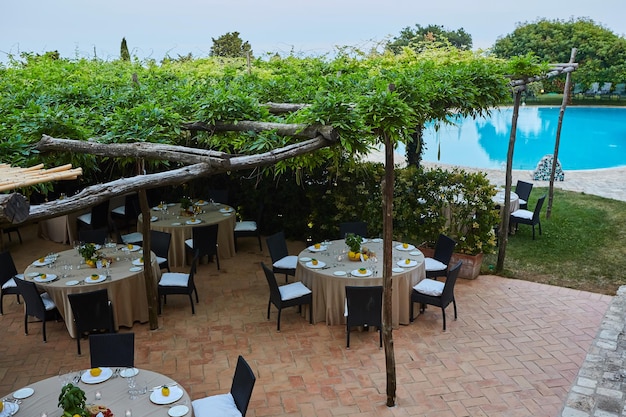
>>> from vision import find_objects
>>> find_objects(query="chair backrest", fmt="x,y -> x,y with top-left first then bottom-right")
440,261 -> 462,306
230,355 -> 256,416
207,189 -> 229,205
150,230 -> 172,259
339,221 -> 368,239
79,228 -> 109,245
433,234 -> 456,265
90,200 -> 111,229
89,333 -> 135,368
0,250 -> 18,286
261,263 -> 282,306
531,195 -> 547,222
15,279 -> 46,320
514,180 -> 533,202
67,289 -> 114,337
345,286 -> 383,328
192,224 -> 218,257
266,231 -> 289,264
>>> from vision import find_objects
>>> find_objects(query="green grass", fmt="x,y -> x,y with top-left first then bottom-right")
525,93 -> 626,106
482,188 -> 626,295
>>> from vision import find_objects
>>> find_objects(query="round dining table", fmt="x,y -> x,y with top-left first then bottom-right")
295,239 -> 426,327
0,368 -> 193,417
137,202 -> 236,268
492,190 -> 520,214
24,245 -> 161,338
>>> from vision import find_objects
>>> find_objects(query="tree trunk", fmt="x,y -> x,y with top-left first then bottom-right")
182,121 -> 339,141
382,131 -> 396,407
0,193 -> 30,224
138,189 -> 159,330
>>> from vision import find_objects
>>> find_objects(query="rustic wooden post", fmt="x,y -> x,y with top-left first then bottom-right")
138,188 -> 159,330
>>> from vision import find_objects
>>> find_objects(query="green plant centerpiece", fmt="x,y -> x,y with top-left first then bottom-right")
58,383 -> 89,417
345,233 -> 374,261
180,196 -> 193,215
78,243 -> 100,267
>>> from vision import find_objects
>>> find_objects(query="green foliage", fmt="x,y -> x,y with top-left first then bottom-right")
58,383 -> 88,417
386,24 -> 473,54
120,37 -> 130,61
210,32 -> 253,58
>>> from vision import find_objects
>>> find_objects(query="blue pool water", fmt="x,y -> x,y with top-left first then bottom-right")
405,107 -> 626,170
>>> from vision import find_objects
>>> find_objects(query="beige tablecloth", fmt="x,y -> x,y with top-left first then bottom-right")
295,239 -> 425,327
37,211 -> 83,244
1,369 -> 193,417
138,202 -> 236,268
492,191 -> 520,214
24,246 -> 161,338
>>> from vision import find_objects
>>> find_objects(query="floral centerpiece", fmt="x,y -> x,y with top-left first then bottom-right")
344,233 -> 375,261
78,243 -> 100,267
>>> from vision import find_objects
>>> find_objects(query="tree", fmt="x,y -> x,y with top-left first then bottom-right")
210,31 -> 253,58
120,37 -> 130,61
386,24 -> 472,54
492,18 -> 626,89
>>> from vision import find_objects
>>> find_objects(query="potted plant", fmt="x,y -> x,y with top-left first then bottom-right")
58,383 -> 89,417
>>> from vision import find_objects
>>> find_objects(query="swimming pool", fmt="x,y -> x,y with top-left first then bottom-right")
405,106 -> 626,170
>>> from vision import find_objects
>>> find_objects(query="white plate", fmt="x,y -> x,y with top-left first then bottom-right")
333,271 -> 347,276
126,245 -> 141,252
13,387 -> 34,399
167,203 -> 176,206
222,213 -> 231,216
81,367 -> 113,384
195,201 -> 209,206
120,367 -> 139,378
132,258 -> 145,266
26,272 -> 40,278
171,222 -> 182,226
409,251 -> 421,256
150,385 -> 183,405
129,266 -> 143,272
85,275 -> 106,284
0,401 -> 18,417
153,206 -> 165,211
299,257 -> 312,262
168,405 -> 189,417
219,207 -> 233,213
351,269 -> 373,277
308,245 -> 327,252
34,274 -> 57,283
185,219 -> 201,225
66,280 -> 80,286
361,238 -> 369,243
32,258 -> 53,267
392,267 -> 404,273
395,244 -> 415,251
397,259 -> 418,268
371,238 -> 383,243
150,216 -> 159,222
305,261 -> 326,269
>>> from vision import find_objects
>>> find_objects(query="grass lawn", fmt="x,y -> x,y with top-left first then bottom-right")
482,188 -> 626,295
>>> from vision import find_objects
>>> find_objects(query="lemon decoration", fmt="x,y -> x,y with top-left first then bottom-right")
0,401 -> 4,412
311,259 -> 318,266
39,257 -> 45,262
127,243 -> 133,249
314,243 -> 321,249
402,243 -> 408,249
73,414 -> 81,417
91,274 -> 99,280
405,259 -> 411,265
358,268 -> 366,274
161,386 -> 170,396
90,367 -> 102,377
41,274 -> 47,279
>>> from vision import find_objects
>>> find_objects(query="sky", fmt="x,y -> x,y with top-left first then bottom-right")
1,0 -> 625,63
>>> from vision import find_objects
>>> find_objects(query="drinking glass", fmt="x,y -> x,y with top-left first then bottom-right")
127,376 -> 137,400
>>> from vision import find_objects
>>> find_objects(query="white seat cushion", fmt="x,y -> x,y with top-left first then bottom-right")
41,292 -> 56,310
424,257 -> 447,272
185,238 -> 194,248
159,272 -> 189,287
279,281 -> 311,301
273,255 -> 298,270
111,205 -> 125,216
234,221 -> 257,232
413,279 -> 444,297
122,232 -> 143,244
511,209 -> 533,220
156,256 -> 167,265
77,213 -> 92,225
2,276 -> 18,289
192,392 -> 242,417
518,198 -> 527,205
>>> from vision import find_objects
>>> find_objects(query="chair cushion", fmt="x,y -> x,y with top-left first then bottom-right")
2,275 -> 19,289
273,255 -> 298,270
518,198 -> 527,205
234,221 -> 257,232
156,256 -> 167,265
185,238 -> 194,248
122,232 -> 143,244
413,279 -> 444,297
111,205 -> 125,216
77,213 -> 92,225
41,292 -> 56,310
424,257 -> 447,272
159,272 -> 190,287
279,281 -> 311,301
511,209 -> 533,220
192,392 -> 242,417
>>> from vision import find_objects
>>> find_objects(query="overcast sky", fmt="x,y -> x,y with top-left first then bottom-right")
2,0 -> 625,63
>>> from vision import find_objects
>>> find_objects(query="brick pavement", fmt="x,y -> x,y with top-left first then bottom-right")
0,224 -> 614,416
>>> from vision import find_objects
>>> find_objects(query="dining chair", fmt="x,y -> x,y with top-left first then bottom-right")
78,228 -> 109,245
1,226 -> 22,244
510,194 -> 546,240
77,200 -> 111,231
67,289 -> 115,355
89,332 -> 135,368
424,234 -> 456,280
14,278 -> 60,342
185,224 -> 220,270
261,262 -> 312,331
514,180 -> 534,210
265,231 -> 297,283
111,193 -> 140,233
192,355 -> 256,417
150,230 -> 172,272
410,260 -> 462,331
0,250 -> 21,315
344,286 -> 383,349
234,203 -> 263,252
339,221 -> 368,239
158,254 -> 199,315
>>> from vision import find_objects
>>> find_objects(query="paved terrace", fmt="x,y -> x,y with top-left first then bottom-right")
0,165 -> 624,416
